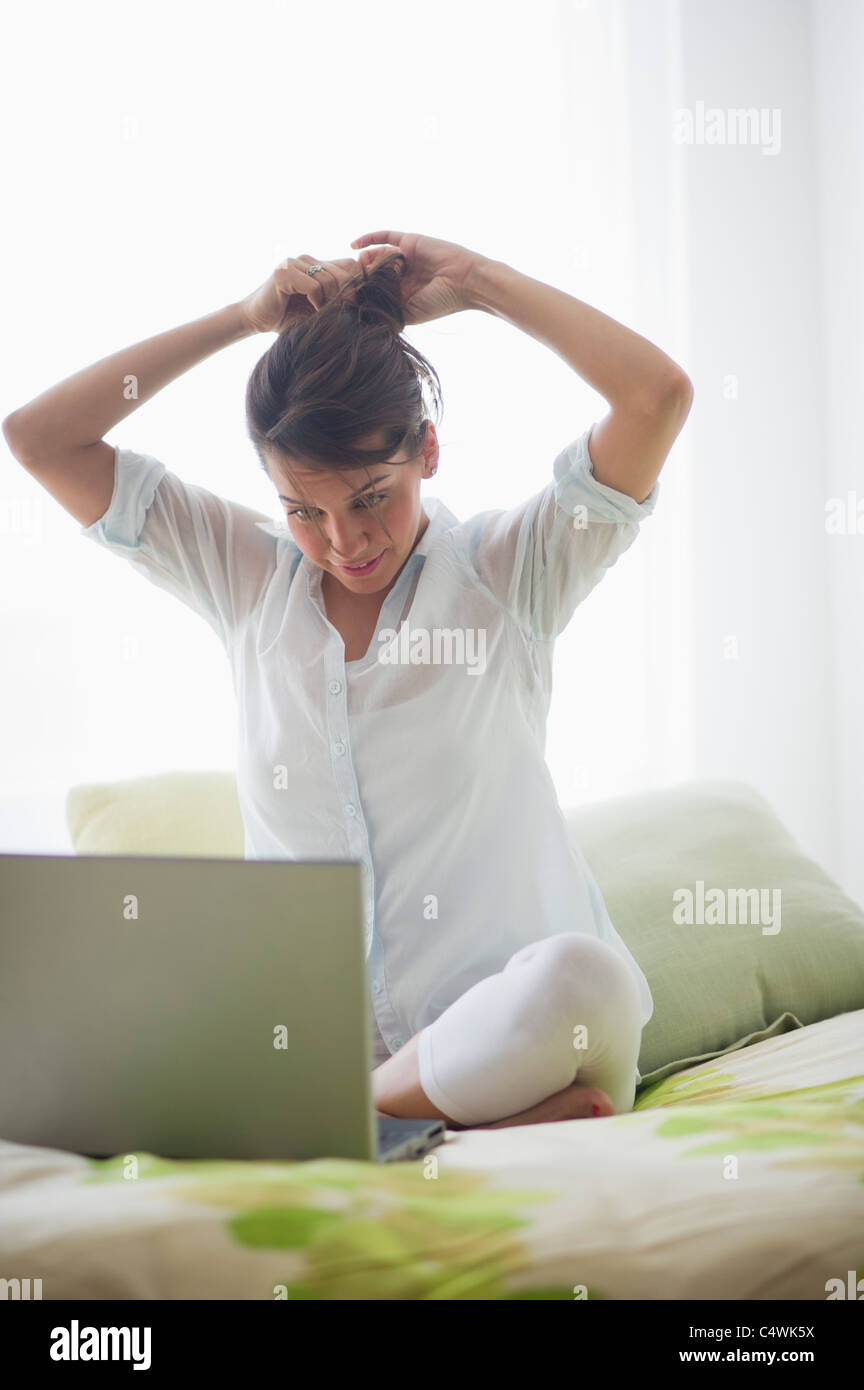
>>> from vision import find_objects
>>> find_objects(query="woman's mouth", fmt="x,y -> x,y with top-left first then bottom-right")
337,551 -> 385,577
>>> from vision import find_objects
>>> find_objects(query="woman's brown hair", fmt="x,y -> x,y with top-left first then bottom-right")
245,250 -> 443,546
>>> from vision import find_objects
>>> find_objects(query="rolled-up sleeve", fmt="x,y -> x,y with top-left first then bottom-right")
81,446 -> 283,645
463,424 -> 659,641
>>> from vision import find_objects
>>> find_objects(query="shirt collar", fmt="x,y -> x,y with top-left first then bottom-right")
406,496 -> 460,560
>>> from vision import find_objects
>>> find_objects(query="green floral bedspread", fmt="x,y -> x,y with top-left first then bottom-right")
2,1009 -> 862,1299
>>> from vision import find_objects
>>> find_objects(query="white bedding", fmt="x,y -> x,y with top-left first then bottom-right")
1,1008 -> 861,1300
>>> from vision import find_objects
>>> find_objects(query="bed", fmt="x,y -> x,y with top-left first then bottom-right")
1,773 -> 862,1300
1,1008 -> 861,1299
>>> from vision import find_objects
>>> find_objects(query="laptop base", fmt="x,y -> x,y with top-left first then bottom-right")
83,1116 -> 447,1165
376,1115 -> 447,1162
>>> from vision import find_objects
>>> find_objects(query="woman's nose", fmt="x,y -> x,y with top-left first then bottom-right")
327,516 -> 371,559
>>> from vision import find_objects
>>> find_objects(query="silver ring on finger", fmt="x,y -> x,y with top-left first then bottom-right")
305,264 -> 326,276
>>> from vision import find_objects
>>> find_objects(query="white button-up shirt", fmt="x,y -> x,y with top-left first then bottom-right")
82,425 -> 658,1076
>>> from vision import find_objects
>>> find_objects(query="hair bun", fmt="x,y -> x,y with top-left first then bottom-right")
353,298 -> 401,333
351,252 -> 407,334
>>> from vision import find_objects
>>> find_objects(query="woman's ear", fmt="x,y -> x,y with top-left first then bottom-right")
423,422 -> 439,473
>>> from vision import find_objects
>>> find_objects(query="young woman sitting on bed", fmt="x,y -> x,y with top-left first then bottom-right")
2,229 -> 693,1130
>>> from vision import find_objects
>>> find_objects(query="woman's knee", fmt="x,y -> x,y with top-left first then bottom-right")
509,932 -> 642,1017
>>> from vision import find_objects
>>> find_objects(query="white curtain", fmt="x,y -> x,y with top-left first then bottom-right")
1,0 -> 859,910
599,0 -> 862,909
811,0 -> 864,909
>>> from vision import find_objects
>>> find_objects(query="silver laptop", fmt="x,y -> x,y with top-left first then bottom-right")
0,853 -> 445,1163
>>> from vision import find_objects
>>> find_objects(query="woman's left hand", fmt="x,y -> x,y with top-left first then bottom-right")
349,229 -> 487,325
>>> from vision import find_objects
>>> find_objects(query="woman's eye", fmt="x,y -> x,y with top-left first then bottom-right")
285,492 -> 388,522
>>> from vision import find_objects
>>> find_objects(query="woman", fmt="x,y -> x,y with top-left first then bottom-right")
2,230 -> 693,1131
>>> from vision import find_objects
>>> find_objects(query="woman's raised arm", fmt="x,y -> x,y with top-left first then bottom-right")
2,301 -> 255,527
1,251 -> 363,528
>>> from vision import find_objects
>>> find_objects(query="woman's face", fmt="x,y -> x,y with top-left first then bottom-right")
265,424 -> 439,598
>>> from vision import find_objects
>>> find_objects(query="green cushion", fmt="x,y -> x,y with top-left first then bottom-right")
66,772 -> 864,1087
66,770 -> 244,859
567,778 -> 864,1085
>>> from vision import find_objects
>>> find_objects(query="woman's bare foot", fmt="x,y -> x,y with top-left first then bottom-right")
376,1082 -> 613,1130
371,1030 -> 617,1131
452,1081 -> 616,1131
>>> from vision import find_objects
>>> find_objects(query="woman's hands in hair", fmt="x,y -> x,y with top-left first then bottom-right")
349,230 -> 487,326
239,255 -> 362,334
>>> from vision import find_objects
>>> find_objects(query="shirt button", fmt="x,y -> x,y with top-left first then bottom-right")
392,1037 -> 404,1050
372,980 -> 381,995
333,740 -> 346,756
328,679 -> 342,695
345,803 -> 357,817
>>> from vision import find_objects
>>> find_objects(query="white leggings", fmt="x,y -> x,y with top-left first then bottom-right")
416,933 -> 645,1126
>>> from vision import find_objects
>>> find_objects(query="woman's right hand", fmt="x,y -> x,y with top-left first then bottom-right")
239,254 -> 362,334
